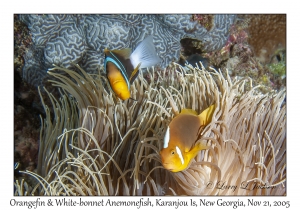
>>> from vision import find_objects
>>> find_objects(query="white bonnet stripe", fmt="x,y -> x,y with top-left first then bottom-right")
176,146 -> 184,165
163,126 -> 170,148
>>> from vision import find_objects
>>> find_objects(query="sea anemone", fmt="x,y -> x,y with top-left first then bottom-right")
14,63 -> 286,196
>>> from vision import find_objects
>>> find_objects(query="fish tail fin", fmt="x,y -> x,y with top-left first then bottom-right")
129,35 -> 161,69
198,104 -> 215,125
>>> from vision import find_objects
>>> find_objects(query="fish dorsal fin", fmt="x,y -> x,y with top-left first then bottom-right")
180,109 -> 198,115
104,48 -> 109,54
111,48 -> 132,60
129,63 -> 141,83
198,105 -> 215,126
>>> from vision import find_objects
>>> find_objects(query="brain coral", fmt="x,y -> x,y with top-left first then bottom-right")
19,14 -> 236,86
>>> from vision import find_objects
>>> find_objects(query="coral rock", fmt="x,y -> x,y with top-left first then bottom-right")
245,14 -> 286,63
19,14 -> 236,86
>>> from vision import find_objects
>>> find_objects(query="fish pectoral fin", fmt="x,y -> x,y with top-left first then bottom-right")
186,141 -> 209,160
129,63 -> 141,83
111,48 -> 132,59
198,104 -> 215,125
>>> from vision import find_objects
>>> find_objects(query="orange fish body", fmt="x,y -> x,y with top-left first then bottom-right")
106,61 -> 131,100
160,105 -> 215,172
104,36 -> 161,100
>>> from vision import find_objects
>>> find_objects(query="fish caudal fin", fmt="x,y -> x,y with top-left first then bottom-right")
198,104 -> 215,125
129,35 -> 161,69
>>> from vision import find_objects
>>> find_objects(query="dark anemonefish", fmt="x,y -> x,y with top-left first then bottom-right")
104,36 -> 161,100
160,104 -> 215,172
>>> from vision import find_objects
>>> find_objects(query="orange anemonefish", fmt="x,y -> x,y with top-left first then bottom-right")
104,35 -> 161,100
160,104 -> 215,172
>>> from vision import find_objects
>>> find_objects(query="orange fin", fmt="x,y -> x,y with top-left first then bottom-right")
111,48 -> 132,59
186,141 -> 208,159
180,109 -> 198,115
129,63 -> 141,83
198,104 -> 215,125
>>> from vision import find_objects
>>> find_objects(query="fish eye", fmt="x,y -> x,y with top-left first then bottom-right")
171,150 -> 175,155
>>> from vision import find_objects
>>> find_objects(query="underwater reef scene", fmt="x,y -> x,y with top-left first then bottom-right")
14,14 -> 286,195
